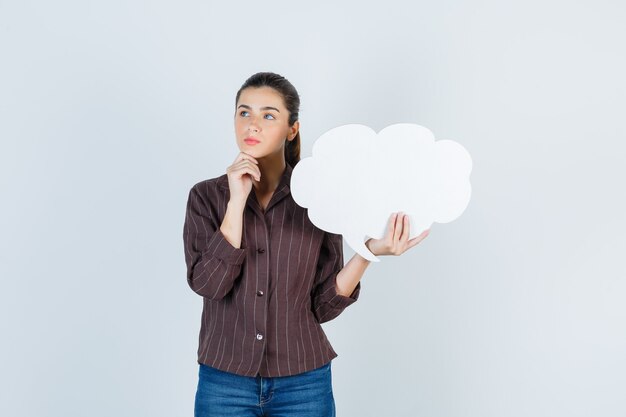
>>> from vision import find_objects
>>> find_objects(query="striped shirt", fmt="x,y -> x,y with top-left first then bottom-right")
183,162 -> 361,377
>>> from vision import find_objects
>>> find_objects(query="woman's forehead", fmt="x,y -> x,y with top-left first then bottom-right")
238,87 -> 285,110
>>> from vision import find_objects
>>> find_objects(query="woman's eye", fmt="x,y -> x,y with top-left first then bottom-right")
239,111 -> 275,120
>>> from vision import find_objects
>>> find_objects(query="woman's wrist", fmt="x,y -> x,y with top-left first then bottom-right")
365,238 -> 377,256
221,200 -> 246,248
227,199 -> 246,212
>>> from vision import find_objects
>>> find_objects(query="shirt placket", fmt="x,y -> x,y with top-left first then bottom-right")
253,209 -> 270,376
245,171 -> 290,377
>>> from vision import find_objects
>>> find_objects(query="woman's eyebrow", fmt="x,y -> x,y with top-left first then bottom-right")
237,104 -> 280,113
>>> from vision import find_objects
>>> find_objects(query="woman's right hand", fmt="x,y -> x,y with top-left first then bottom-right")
226,152 -> 261,204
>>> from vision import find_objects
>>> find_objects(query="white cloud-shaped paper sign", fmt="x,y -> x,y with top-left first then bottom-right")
290,123 -> 472,262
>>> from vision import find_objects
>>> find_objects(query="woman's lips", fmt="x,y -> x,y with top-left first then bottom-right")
244,138 -> 260,145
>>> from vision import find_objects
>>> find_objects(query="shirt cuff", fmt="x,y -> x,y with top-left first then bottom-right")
204,228 -> 247,265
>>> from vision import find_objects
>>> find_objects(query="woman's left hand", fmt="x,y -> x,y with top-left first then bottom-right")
365,212 -> 430,257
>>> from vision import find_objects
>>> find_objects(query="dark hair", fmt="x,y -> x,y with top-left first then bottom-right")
235,72 -> 301,168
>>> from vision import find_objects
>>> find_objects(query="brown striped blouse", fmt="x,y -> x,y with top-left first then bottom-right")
183,162 -> 361,377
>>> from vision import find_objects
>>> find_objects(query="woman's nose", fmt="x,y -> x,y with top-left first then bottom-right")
248,122 -> 259,132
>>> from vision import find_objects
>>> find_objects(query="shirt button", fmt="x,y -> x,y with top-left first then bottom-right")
257,248 -> 265,254
256,333 -> 263,340
256,290 -> 264,296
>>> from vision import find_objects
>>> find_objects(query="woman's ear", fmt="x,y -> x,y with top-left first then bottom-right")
288,120 -> 300,140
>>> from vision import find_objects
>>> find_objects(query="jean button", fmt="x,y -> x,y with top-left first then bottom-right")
256,333 -> 264,340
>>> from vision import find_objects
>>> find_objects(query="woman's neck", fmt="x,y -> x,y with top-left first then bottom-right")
253,155 -> 286,194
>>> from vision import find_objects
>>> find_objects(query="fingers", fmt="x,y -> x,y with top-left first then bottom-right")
230,161 -> 261,178
399,213 -> 410,242
393,212 -> 402,243
245,166 -> 260,182
236,153 -> 260,181
385,213 -> 396,239
234,151 -> 258,165
230,158 -> 261,181
407,229 -> 430,249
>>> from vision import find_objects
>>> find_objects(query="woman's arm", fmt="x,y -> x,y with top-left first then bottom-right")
220,199 -> 247,248
311,232 -> 360,323
337,212 -> 432,296
335,253 -> 370,297
183,185 -> 247,300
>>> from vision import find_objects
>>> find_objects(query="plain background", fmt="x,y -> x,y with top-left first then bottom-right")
1,1 -> 625,416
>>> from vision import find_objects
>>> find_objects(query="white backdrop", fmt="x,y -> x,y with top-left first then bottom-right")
1,1 -> 625,416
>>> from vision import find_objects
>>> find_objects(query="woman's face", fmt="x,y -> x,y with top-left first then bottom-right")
234,86 -> 298,159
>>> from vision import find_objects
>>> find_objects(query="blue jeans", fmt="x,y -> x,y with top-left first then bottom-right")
194,361 -> 336,417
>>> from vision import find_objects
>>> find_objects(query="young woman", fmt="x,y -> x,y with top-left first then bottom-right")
183,72 -> 430,417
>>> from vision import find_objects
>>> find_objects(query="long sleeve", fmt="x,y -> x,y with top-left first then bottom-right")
311,231 -> 360,323
183,184 -> 247,300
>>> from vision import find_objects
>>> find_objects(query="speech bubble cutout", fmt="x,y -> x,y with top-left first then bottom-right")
290,123 -> 472,262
